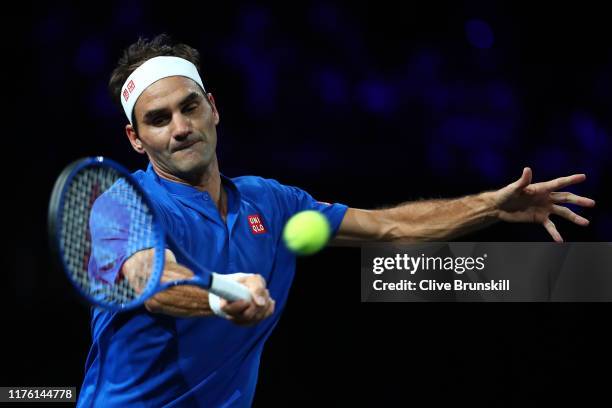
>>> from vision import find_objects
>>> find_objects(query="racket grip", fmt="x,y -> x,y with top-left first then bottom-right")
210,273 -> 252,302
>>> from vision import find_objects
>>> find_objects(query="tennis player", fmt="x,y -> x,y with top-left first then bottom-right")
77,34 -> 595,407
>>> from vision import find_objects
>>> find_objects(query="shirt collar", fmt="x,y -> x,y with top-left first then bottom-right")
146,163 -> 241,213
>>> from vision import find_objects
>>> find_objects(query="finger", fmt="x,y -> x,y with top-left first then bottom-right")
538,174 -> 587,192
236,297 -> 275,325
256,274 -> 266,286
264,299 -> 275,319
543,218 -> 563,243
253,294 -> 276,321
552,205 -> 590,226
515,167 -> 532,189
222,299 -> 250,316
550,192 -> 596,207
251,304 -> 267,322
241,275 -> 268,306
252,287 -> 269,306
240,303 -> 259,322
252,293 -> 270,316
235,302 -> 266,326
242,274 -> 266,288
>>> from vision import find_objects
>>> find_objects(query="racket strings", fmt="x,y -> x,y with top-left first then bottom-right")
60,166 -> 159,308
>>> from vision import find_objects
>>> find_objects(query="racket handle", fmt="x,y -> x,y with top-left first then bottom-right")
210,273 -> 252,302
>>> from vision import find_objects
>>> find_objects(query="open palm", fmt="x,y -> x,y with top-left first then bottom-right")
495,167 -> 595,242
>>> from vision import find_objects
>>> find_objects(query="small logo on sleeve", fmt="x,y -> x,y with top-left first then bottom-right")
248,214 -> 267,234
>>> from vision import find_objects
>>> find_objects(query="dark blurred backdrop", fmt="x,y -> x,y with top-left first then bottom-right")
3,1 -> 612,406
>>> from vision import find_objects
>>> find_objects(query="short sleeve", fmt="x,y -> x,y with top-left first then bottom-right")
263,178 -> 348,237
88,180 -> 157,284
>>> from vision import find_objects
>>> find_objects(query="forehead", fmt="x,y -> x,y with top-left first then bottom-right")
134,76 -> 204,113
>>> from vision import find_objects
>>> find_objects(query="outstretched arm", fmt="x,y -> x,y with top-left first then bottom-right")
333,168 -> 595,244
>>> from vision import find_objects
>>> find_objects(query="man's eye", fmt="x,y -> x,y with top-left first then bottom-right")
184,104 -> 198,113
152,117 -> 168,126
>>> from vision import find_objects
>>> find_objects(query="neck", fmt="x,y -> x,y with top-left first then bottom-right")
152,155 -> 226,216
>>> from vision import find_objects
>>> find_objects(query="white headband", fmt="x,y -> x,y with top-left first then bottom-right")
120,56 -> 206,124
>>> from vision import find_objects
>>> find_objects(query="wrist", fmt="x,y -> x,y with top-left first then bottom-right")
479,191 -> 501,221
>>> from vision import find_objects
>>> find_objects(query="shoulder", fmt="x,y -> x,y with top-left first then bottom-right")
131,169 -> 148,185
131,169 -> 167,197
232,175 -> 286,196
232,175 -> 316,217
130,168 -> 178,220
233,176 -> 298,214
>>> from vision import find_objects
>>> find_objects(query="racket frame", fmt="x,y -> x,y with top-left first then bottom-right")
48,157 -> 251,312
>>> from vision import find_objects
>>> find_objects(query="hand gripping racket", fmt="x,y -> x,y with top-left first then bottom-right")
48,157 -> 251,311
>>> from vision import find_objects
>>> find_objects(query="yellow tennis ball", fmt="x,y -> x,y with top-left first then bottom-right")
283,210 -> 331,255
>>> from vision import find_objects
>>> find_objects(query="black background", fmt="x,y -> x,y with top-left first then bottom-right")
3,1 -> 611,406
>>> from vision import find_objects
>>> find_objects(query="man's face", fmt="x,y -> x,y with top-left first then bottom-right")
129,76 -> 220,180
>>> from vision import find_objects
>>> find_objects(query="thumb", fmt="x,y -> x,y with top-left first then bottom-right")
515,167 -> 532,189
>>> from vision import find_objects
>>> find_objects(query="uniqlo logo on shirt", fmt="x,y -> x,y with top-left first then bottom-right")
248,214 -> 266,234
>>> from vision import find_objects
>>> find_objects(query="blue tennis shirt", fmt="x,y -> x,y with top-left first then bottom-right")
77,164 -> 348,407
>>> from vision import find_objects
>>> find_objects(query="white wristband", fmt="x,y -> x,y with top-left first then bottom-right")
209,292 -> 230,319
209,273 -> 251,319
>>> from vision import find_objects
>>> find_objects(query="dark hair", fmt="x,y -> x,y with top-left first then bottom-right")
109,34 -> 202,127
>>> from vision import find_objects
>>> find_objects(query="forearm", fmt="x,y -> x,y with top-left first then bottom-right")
335,191 -> 500,244
380,191 -> 499,241
144,284 -> 214,318
122,249 -> 215,318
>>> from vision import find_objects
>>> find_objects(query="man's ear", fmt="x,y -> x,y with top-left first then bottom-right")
207,93 -> 220,125
125,124 -> 145,154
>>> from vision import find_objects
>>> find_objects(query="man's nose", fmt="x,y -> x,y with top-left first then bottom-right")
172,113 -> 192,140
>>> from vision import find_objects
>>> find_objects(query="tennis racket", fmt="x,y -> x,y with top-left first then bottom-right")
48,156 -> 252,311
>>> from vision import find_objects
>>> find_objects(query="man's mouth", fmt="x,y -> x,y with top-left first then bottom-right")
173,140 -> 200,152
